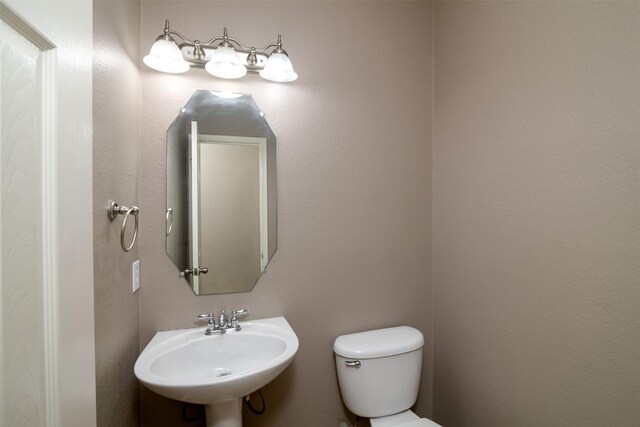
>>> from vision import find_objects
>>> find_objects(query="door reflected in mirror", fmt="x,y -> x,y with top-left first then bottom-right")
166,91 -> 277,295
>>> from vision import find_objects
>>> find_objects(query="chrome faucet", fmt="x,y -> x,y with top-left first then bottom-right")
218,311 -> 228,330
195,309 -> 249,335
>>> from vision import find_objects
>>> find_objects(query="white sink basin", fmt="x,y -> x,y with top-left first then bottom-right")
135,316 -> 298,426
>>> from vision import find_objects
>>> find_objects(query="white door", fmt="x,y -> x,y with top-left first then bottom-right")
0,1 -> 95,426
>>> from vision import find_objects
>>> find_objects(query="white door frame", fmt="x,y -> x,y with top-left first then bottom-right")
189,121 -> 200,293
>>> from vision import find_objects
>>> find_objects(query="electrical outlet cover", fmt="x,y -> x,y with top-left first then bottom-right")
132,260 -> 140,292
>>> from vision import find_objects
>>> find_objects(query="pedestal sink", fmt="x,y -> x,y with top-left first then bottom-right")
134,317 -> 299,427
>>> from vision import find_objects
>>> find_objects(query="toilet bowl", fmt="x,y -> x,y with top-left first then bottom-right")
334,326 -> 441,427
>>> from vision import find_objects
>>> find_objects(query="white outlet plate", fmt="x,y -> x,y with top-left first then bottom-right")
132,260 -> 140,292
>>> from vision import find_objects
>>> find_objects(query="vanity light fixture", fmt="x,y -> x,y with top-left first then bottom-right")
143,20 -> 298,83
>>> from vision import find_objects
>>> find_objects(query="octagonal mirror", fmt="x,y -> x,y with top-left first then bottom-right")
165,91 -> 277,295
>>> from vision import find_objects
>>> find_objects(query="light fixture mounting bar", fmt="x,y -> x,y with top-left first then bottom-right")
178,43 -> 270,73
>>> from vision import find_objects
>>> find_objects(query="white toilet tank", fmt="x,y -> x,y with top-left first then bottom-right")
334,326 -> 424,418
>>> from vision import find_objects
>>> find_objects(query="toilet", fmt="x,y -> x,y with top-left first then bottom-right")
334,326 -> 441,427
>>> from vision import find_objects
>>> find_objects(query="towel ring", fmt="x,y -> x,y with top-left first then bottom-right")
108,200 -> 139,252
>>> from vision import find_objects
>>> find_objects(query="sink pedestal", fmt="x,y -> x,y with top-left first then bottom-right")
205,399 -> 243,427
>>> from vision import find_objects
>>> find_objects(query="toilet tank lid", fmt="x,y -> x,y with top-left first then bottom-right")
334,326 -> 424,359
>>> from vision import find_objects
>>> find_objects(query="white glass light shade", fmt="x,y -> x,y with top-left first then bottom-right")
205,46 -> 247,79
259,52 -> 298,83
143,39 -> 190,73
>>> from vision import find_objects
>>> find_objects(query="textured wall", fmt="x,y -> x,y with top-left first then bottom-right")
433,2 -> 640,426
138,1 -> 434,426
92,0 -> 141,425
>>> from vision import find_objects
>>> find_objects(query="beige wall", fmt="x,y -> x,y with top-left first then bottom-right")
433,2 -> 640,426
138,1 -> 434,426
92,0 -> 141,425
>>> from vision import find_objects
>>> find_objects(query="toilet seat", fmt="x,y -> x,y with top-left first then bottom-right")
397,419 -> 441,427
370,410 -> 442,427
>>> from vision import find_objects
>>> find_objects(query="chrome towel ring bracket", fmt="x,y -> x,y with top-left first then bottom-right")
108,200 -> 139,252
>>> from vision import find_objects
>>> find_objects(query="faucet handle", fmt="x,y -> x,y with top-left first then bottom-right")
196,313 -> 219,335
230,308 -> 249,330
195,313 -> 215,325
231,308 -> 249,318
